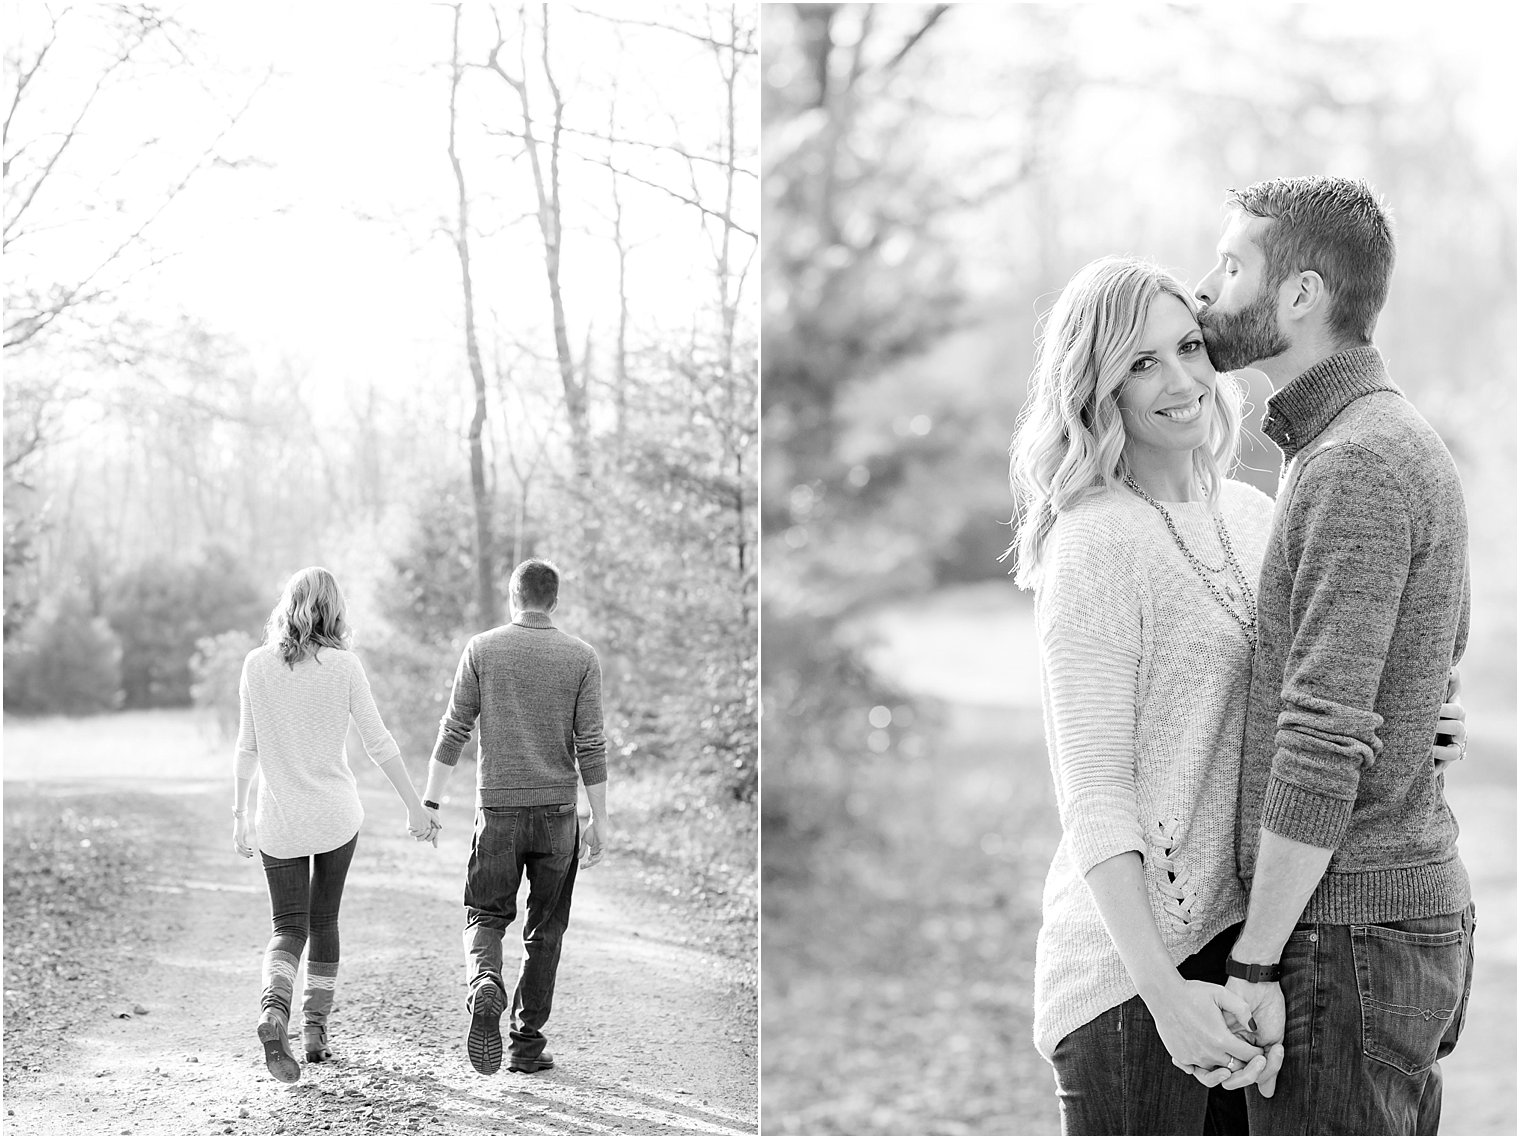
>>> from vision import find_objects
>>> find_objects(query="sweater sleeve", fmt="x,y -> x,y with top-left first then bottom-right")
347,654 -> 402,767
1038,514 -> 1147,876
1263,444 -> 1408,849
234,656 -> 260,780
573,650 -> 607,787
429,640 -> 480,768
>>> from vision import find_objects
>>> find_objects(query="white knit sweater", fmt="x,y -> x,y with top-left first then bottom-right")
235,644 -> 402,859
1031,477 -> 1274,1060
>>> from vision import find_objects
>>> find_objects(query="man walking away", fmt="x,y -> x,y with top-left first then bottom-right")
422,558 -> 608,1076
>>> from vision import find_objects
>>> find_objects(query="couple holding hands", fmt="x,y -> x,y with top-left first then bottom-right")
232,557 -> 606,1084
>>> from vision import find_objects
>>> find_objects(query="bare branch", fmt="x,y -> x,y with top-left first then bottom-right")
883,4 -> 952,71
573,151 -> 757,240
486,120 -> 756,178
565,5 -> 757,55
4,63 -> 273,350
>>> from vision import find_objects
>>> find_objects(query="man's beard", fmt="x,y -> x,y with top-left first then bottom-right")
1198,287 -> 1290,372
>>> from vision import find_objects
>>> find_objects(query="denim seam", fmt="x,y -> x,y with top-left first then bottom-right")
1306,926 -> 1320,1118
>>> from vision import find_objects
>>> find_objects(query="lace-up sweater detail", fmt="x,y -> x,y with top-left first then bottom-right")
1149,817 -> 1200,934
1029,478 -> 1275,1061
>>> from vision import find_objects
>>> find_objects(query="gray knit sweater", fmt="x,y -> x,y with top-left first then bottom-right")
430,612 -> 607,807
1237,346 -> 1470,923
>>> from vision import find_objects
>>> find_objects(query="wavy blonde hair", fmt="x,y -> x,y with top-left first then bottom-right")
264,566 -> 350,668
1006,256 -> 1243,589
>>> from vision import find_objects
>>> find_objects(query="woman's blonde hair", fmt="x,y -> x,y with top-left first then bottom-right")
265,566 -> 350,668
1006,256 -> 1243,589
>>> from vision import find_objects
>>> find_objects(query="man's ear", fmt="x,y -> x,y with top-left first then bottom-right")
1280,270 -> 1327,327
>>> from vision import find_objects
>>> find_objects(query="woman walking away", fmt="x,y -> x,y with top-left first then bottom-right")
231,567 -> 439,1083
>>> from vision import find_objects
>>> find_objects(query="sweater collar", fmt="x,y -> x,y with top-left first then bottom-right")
1262,345 -> 1401,459
513,611 -> 555,629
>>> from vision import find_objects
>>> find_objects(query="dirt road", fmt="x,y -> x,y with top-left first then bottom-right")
2,713 -> 757,1136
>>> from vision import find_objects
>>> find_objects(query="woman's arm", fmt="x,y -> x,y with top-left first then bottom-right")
377,755 -> 435,846
233,775 -> 255,858
348,656 -> 437,844
233,661 -> 259,858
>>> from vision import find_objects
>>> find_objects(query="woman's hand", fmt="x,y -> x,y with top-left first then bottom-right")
1433,666 -> 1466,772
1147,979 -> 1265,1078
233,815 -> 254,859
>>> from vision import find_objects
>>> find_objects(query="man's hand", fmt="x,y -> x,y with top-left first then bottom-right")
1222,976 -> 1286,1096
580,817 -> 606,869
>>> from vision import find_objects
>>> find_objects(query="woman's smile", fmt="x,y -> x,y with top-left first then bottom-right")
1155,395 -> 1205,422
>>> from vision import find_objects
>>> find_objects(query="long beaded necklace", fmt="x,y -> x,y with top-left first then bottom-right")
1122,474 -> 1258,644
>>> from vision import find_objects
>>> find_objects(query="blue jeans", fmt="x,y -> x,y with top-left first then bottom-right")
1052,924 -> 1249,1135
463,802 -> 579,1059
1246,905 -> 1476,1136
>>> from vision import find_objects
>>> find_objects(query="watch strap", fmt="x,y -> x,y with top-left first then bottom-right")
423,800 -> 440,810
1225,956 -> 1282,983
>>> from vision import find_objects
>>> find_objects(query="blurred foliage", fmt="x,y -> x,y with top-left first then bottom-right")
103,547 -> 266,709
189,629 -> 260,741
2,590 -> 124,714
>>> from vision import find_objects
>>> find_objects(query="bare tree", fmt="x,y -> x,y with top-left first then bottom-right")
4,4 -> 269,353
447,1 -> 499,629
484,4 -> 593,491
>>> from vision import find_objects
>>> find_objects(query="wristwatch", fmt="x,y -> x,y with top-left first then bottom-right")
1225,956 -> 1282,983
423,800 -> 440,810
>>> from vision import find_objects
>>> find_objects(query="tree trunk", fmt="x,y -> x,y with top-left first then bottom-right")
448,3 -> 497,629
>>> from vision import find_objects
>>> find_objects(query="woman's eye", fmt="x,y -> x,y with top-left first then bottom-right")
1129,356 -> 1156,374
1180,339 -> 1203,355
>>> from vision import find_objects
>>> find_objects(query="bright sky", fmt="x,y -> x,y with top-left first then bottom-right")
8,0 -> 757,421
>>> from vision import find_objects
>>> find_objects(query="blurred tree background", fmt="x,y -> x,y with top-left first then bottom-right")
760,3 -> 1515,1134
4,1 -> 757,924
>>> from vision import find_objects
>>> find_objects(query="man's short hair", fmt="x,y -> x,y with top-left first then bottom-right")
510,557 -> 560,611
1228,176 -> 1395,345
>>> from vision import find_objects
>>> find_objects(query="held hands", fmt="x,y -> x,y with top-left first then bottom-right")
408,805 -> 441,848
1151,980 -> 1268,1090
580,817 -> 606,869
1212,977 -> 1287,1096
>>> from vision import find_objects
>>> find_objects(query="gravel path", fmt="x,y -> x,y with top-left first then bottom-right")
3,715 -> 757,1136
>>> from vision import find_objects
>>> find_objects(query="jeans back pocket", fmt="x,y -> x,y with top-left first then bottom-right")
1351,920 -> 1466,1076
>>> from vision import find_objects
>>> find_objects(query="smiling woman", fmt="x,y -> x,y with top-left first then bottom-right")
1007,257 -> 1277,1133
1114,295 -> 1221,500
1006,256 -> 1244,588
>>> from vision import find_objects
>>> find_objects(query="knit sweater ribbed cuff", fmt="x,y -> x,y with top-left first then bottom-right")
1260,770 -> 1354,850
